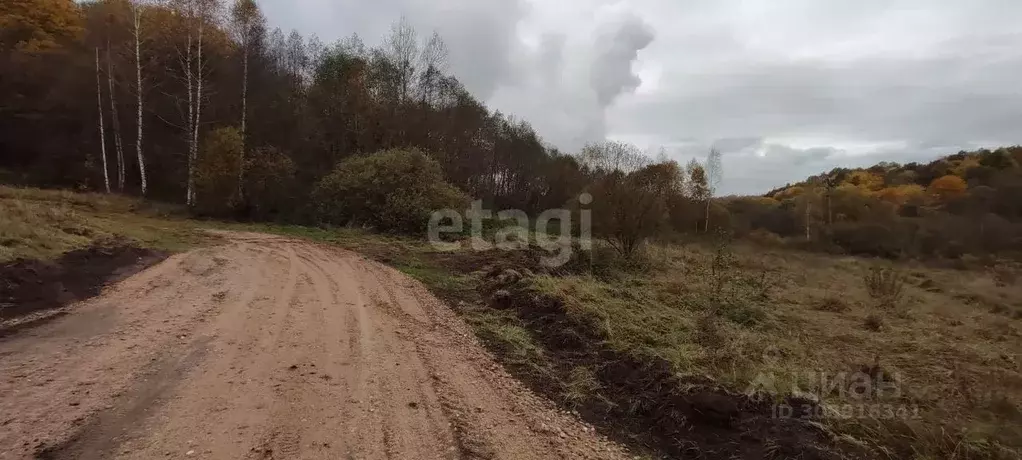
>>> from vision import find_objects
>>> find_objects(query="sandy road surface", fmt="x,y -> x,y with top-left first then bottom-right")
1,232 -> 631,459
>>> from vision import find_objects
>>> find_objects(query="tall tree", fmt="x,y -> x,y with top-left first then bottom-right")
105,24 -> 126,190
230,0 -> 262,145
387,16 -> 417,103
131,0 -> 147,195
95,47 -> 111,193
417,30 -> 447,107
703,148 -> 722,232
230,0 -> 264,195
686,159 -> 709,232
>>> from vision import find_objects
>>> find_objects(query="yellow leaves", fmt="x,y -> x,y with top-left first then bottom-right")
929,175 -> 967,201
743,196 -> 780,207
875,184 -> 925,206
0,0 -> 83,53
772,186 -> 803,201
843,170 -> 884,191
950,156 -> 980,176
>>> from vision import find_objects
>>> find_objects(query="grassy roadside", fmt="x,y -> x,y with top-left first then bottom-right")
4,186 -> 1020,459
0,186 -> 207,262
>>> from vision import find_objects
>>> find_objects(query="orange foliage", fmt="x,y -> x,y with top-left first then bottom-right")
875,184 -> 925,205
0,0 -> 83,53
844,170 -> 884,191
773,186 -> 804,201
929,175 -> 967,200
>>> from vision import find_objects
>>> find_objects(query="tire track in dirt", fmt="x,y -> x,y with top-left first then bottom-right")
2,232 -> 633,460
2,244 -> 261,459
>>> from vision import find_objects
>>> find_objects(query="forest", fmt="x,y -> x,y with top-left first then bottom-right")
3,0 -> 1022,261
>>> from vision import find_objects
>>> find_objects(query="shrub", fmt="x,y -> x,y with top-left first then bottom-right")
830,222 -> 905,258
746,228 -> 785,247
588,162 -> 678,258
863,266 -> 905,309
864,314 -> 885,331
311,148 -> 470,234
242,146 -> 297,221
816,296 -> 850,312
194,127 -> 243,217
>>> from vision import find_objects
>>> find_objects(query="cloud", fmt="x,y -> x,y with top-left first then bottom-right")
260,0 -> 1022,194
260,0 -> 527,100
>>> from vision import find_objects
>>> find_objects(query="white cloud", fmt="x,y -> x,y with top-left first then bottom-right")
260,0 -> 1022,194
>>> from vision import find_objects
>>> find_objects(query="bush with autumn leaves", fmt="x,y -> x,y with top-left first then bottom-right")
725,146 -> 1022,259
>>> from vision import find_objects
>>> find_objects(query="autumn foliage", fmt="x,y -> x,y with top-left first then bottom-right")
746,147 -> 1022,258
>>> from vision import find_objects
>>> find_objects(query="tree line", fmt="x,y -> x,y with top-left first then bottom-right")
3,0 -> 1020,261
729,147 -> 1022,258
2,0 -> 580,216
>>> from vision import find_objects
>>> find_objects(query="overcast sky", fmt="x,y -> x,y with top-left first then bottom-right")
260,0 -> 1022,194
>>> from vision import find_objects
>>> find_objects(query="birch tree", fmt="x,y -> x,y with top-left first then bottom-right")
230,0 -> 264,191
95,47 -> 111,193
176,0 -> 218,205
131,0 -> 148,196
106,31 -> 126,190
417,31 -> 448,107
179,0 -> 196,205
387,16 -> 418,103
703,148 -> 722,232
191,2 -> 205,206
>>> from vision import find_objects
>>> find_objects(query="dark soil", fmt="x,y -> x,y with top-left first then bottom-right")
0,241 -> 167,324
422,248 -> 871,459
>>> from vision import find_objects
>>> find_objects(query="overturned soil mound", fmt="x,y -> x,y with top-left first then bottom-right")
1,241 -> 167,322
475,266 -> 868,459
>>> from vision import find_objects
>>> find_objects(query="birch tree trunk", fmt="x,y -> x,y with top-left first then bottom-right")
185,31 -> 194,205
241,42 -> 247,146
805,202 -> 812,241
191,15 -> 205,206
133,3 -> 148,196
106,36 -> 126,191
237,36 -> 247,195
704,199 -> 711,233
95,48 -> 111,193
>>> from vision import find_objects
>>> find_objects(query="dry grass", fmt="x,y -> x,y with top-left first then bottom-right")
0,185 -> 204,262
501,239 -> 1021,457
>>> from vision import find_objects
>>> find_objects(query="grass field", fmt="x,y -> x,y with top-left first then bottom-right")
3,185 -> 1020,459
0,186 -> 205,262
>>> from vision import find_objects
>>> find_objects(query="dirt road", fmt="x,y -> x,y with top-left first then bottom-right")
1,233 -> 630,459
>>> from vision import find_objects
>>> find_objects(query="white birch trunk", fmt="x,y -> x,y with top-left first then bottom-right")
106,38 -> 126,191
95,48 -> 111,193
191,16 -> 205,206
241,41 -> 248,145
185,31 -> 195,205
238,35 -> 248,195
133,4 -> 148,196
704,199 -> 711,233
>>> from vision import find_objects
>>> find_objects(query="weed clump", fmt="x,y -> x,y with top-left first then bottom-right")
863,266 -> 905,309
863,314 -> 885,331
816,296 -> 850,313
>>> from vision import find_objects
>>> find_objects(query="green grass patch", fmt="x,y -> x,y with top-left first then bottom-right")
0,185 -> 205,262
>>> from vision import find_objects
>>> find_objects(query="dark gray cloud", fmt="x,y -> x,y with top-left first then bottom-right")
590,15 -> 654,108
261,0 -> 1022,194
581,14 -> 655,142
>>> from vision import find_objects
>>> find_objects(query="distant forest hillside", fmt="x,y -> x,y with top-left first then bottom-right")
723,146 -> 1022,258
3,1 -> 1020,261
